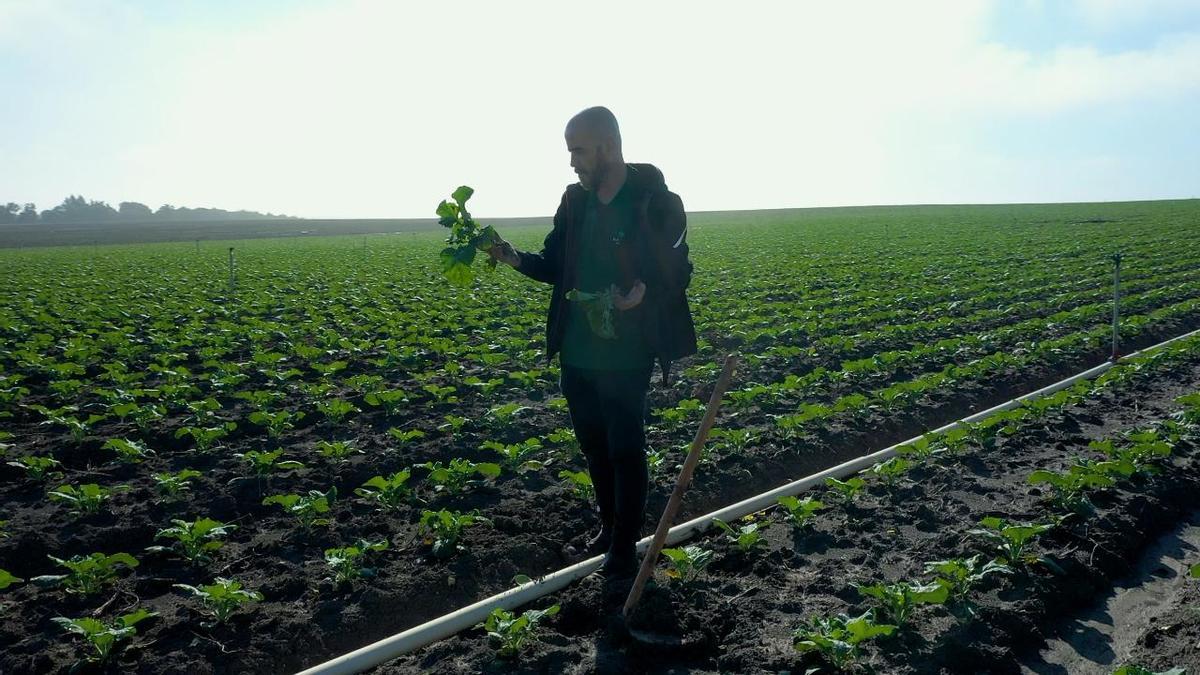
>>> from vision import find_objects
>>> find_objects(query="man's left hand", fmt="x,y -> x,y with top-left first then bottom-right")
612,280 -> 646,311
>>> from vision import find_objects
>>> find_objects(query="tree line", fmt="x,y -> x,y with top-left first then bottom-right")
0,195 -> 295,225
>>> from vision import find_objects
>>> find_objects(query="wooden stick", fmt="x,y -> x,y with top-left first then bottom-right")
623,353 -> 738,618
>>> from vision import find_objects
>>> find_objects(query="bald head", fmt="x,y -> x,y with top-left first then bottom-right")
565,106 -> 624,191
566,106 -> 622,153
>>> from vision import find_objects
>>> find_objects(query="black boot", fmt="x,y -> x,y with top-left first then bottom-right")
599,540 -> 637,578
563,525 -> 612,559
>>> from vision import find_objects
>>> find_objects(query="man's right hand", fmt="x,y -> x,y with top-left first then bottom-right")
488,237 -> 520,268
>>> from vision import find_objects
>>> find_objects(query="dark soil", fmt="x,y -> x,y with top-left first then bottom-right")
384,349 -> 1200,673
2,318 -> 1198,674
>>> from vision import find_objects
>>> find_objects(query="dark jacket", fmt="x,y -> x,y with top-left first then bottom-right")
516,163 -> 698,384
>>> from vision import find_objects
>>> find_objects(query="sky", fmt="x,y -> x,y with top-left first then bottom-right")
1,0 -> 1198,219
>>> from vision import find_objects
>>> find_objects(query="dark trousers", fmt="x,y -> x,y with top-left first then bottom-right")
560,364 -> 653,556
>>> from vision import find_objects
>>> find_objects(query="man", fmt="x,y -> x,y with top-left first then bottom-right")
488,106 -> 697,577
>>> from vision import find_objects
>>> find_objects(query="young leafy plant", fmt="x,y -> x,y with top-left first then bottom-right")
824,476 -> 866,503
149,517 -> 237,565
777,495 -> 825,529
867,457 -> 913,488
364,389 -> 408,417
247,410 -> 303,439
7,455 -> 62,481
854,580 -> 949,629
792,611 -> 896,670
712,516 -> 769,553
968,516 -> 1062,573
386,426 -> 426,446
48,483 -> 129,516
52,609 -> 156,664
436,184 -> 502,286
483,438 -> 544,472
175,422 -> 236,452
102,438 -> 156,464
923,555 -> 1011,609
324,539 -> 390,584
419,508 -> 490,558
355,470 -> 415,510
263,488 -> 338,530
558,470 -> 594,501
235,448 -> 306,478
32,552 -> 139,596
660,545 -> 714,585
477,604 -> 560,659
422,458 -> 501,495
316,398 -> 360,424
314,440 -> 363,464
174,577 -> 263,626
152,468 -> 201,500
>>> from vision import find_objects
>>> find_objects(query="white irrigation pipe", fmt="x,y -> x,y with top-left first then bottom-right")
297,326 -> 1200,675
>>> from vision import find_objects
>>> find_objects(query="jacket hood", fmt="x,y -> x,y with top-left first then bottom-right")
626,163 -> 668,193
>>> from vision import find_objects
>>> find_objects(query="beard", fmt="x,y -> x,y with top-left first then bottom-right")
577,149 -> 610,190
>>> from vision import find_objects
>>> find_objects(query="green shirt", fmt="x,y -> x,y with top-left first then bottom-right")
560,182 -> 654,371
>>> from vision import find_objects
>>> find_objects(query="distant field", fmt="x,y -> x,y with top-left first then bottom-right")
2,198 -> 1194,248
0,216 -> 551,248
2,198 -> 1200,673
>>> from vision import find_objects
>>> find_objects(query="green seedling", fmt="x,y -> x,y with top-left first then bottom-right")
32,552 -> 138,596
365,389 -> 409,417
102,438 -> 155,463
661,545 -> 714,585
387,426 -> 426,446
968,516 -> 1062,573
483,438 -> 543,471
48,483 -> 129,516
324,539 -> 390,583
149,517 -> 236,565
792,610 -> 896,670
436,184 -> 502,286
263,488 -> 337,530
712,517 -> 768,553
924,554 -> 1011,608
247,410 -> 303,438
824,476 -> 866,502
316,398 -> 360,424
477,604 -> 560,659
486,402 -> 529,430
422,458 -> 501,494
52,609 -> 155,664
314,440 -> 363,464
419,508 -> 490,558
709,427 -> 757,455
558,470 -> 594,501
565,289 -> 615,339
174,422 -> 236,451
235,449 -> 306,478
174,577 -> 263,626
355,470 -> 415,510
867,457 -> 913,488
8,455 -> 62,481
153,468 -> 201,500
1028,459 -> 1120,513
855,580 -> 949,629
776,495 -> 825,529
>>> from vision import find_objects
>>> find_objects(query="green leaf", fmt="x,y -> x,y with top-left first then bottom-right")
440,247 -> 476,286
451,185 -> 474,206
0,568 -> 23,589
